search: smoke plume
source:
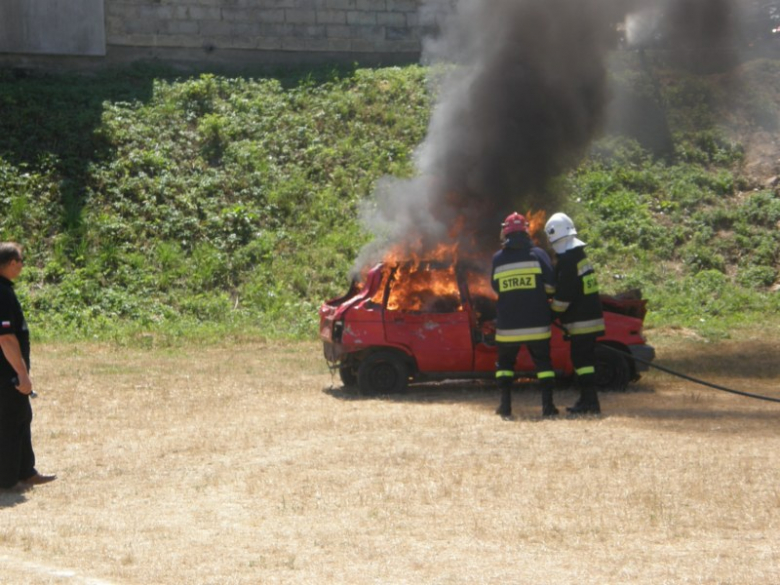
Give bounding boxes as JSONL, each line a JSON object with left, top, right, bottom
{"left": 355, "top": 0, "right": 616, "bottom": 272}
{"left": 354, "top": 0, "right": 745, "bottom": 273}
{"left": 623, "top": 0, "right": 740, "bottom": 70}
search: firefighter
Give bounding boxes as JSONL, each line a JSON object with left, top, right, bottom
{"left": 491, "top": 212, "right": 558, "bottom": 419}
{"left": 544, "top": 212, "right": 605, "bottom": 415}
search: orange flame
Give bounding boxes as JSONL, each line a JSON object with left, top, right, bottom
{"left": 370, "top": 209, "right": 546, "bottom": 312}
{"left": 526, "top": 209, "right": 547, "bottom": 239}
{"left": 386, "top": 262, "right": 462, "bottom": 311}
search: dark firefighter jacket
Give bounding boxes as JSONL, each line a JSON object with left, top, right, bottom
{"left": 491, "top": 234, "right": 555, "bottom": 343}
{"left": 550, "top": 246, "right": 605, "bottom": 336}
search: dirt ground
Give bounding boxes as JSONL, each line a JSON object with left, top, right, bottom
{"left": 1, "top": 332, "right": 779, "bottom": 584}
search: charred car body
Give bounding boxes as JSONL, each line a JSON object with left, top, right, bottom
{"left": 320, "top": 260, "right": 655, "bottom": 395}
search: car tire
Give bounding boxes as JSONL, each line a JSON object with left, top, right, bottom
{"left": 357, "top": 351, "right": 409, "bottom": 395}
{"left": 339, "top": 363, "right": 358, "bottom": 387}
{"left": 594, "top": 345, "right": 630, "bottom": 392}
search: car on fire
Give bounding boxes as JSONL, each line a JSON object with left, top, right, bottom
{"left": 319, "top": 260, "right": 655, "bottom": 395}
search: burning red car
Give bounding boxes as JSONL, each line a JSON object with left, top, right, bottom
{"left": 320, "top": 260, "right": 655, "bottom": 395}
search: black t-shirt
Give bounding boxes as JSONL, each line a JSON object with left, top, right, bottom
{"left": 0, "top": 275, "right": 30, "bottom": 380}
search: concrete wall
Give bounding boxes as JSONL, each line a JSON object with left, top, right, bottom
{"left": 1, "top": 0, "right": 455, "bottom": 69}
{"left": 0, "top": 0, "right": 106, "bottom": 56}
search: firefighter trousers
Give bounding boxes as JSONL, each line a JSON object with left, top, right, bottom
{"left": 570, "top": 333, "right": 599, "bottom": 388}
{"left": 496, "top": 340, "right": 555, "bottom": 389}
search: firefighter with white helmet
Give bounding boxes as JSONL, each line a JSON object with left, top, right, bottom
{"left": 544, "top": 212, "right": 605, "bottom": 414}
{"left": 491, "top": 212, "right": 558, "bottom": 419}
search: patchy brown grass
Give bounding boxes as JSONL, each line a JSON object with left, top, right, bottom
{"left": 1, "top": 333, "right": 779, "bottom": 584}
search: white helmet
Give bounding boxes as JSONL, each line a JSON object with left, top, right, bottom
{"left": 545, "top": 212, "right": 586, "bottom": 254}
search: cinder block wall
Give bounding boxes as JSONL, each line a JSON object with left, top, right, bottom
{"left": 105, "top": 0, "right": 454, "bottom": 60}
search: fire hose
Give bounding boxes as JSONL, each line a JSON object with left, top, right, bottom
{"left": 554, "top": 323, "right": 780, "bottom": 404}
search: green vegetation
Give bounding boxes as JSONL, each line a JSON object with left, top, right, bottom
{"left": 1, "top": 56, "right": 779, "bottom": 343}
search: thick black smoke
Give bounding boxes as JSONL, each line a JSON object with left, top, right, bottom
{"left": 624, "top": 0, "right": 741, "bottom": 71}
{"left": 418, "top": 0, "right": 617, "bottom": 245}
{"left": 355, "top": 0, "right": 616, "bottom": 271}
{"left": 354, "top": 0, "right": 745, "bottom": 273}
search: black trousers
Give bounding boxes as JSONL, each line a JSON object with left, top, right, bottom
{"left": 0, "top": 384, "right": 35, "bottom": 488}
{"left": 570, "top": 333, "right": 599, "bottom": 388}
{"left": 496, "top": 340, "right": 554, "bottom": 389}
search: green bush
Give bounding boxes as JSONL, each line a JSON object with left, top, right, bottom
{"left": 1, "top": 59, "right": 779, "bottom": 342}
{"left": 737, "top": 265, "right": 777, "bottom": 288}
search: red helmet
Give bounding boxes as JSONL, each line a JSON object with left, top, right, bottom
{"left": 501, "top": 212, "right": 528, "bottom": 236}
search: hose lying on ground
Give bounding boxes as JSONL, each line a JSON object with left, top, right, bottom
{"left": 550, "top": 321, "right": 780, "bottom": 404}
{"left": 604, "top": 340, "right": 780, "bottom": 404}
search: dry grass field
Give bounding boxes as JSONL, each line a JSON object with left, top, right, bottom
{"left": 1, "top": 330, "right": 779, "bottom": 584}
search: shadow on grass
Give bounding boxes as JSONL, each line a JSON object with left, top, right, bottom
{"left": 0, "top": 492, "right": 28, "bottom": 508}
{"left": 653, "top": 339, "right": 780, "bottom": 380}
{"left": 0, "top": 64, "right": 159, "bottom": 251}
{"left": 324, "top": 374, "right": 780, "bottom": 429}
{"left": 322, "top": 378, "right": 650, "bottom": 404}
{"left": 324, "top": 379, "right": 498, "bottom": 404}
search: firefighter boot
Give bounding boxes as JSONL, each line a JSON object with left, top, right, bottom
{"left": 567, "top": 385, "right": 601, "bottom": 415}
{"left": 541, "top": 380, "right": 559, "bottom": 417}
{"left": 495, "top": 386, "right": 512, "bottom": 419}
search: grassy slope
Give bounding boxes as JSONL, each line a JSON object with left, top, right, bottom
{"left": 0, "top": 55, "right": 778, "bottom": 343}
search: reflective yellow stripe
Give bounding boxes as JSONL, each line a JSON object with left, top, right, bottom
{"left": 577, "top": 259, "right": 594, "bottom": 276}
{"left": 496, "top": 326, "right": 551, "bottom": 343}
{"left": 496, "top": 370, "right": 514, "bottom": 378}
{"left": 537, "top": 371, "right": 555, "bottom": 379}
{"left": 576, "top": 366, "right": 595, "bottom": 376}
{"left": 496, "top": 331, "right": 552, "bottom": 343}
{"left": 494, "top": 261, "right": 542, "bottom": 276}
{"left": 569, "top": 326, "right": 605, "bottom": 335}
{"left": 545, "top": 284, "right": 556, "bottom": 294}
{"left": 551, "top": 299, "right": 569, "bottom": 312}
{"left": 493, "top": 267, "right": 542, "bottom": 280}
{"left": 567, "top": 319, "right": 605, "bottom": 335}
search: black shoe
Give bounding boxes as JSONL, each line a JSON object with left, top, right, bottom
{"left": 495, "top": 406, "right": 512, "bottom": 417}
{"left": 23, "top": 473, "right": 57, "bottom": 485}
{"left": 541, "top": 386, "right": 558, "bottom": 418}
{"left": 496, "top": 387, "right": 512, "bottom": 418}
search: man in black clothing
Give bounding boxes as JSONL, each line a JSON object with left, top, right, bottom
{"left": 491, "top": 213, "right": 558, "bottom": 419}
{"left": 544, "top": 213, "right": 605, "bottom": 415}
{"left": 0, "top": 242, "right": 56, "bottom": 492}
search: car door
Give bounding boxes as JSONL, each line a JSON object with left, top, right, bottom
{"left": 383, "top": 264, "right": 474, "bottom": 372}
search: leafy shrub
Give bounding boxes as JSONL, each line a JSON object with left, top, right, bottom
{"left": 737, "top": 265, "right": 777, "bottom": 288}
{"left": 1, "top": 60, "right": 779, "bottom": 342}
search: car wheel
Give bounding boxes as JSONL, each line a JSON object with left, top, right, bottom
{"left": 339, "top": 363, "right": 358, "bottom": 387}
{"left": 357, "top": 351, "right": 409, "bottom": 395}
{"left": 594, "top": 345, "right": 630, "bottom": 392}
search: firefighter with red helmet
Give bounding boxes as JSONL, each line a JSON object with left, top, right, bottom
{"left": 544, "top": 212, "right": 605, "bottom": 415}
{"left": 491, "top": 212, "right": 558, "bottom": 419}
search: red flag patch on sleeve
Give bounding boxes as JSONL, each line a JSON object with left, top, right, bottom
{"left": 1, "top": 321, "right": 11, "bottom": 329}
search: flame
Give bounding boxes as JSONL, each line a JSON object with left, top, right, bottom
{"left": 464, "top": 267, "right": 496, "bottom": 299}
{"left": 526, "top": 209, "right": 547, "bottom": 239}
{"left": 372, "top": 241, "right": 464, "bottom": 310}
{"left": 364, "top": 210, "right": 547, "bottom": 312}
{"left": 368, "top": 209, "right": 546, "bottom": 313}
{"left": 386, "top": 262, "right": 462, "bottom": 311}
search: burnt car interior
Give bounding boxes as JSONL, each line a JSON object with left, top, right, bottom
{"left": 383, "top": 262, "right": 464, "bottom": 313}
{"left": 374, "top": 261, "right": 645, "bottom": 347}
